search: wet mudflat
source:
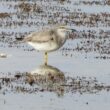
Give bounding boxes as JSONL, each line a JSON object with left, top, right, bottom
{"left": 0, "top": 0, "right": 110, "bottom": 110}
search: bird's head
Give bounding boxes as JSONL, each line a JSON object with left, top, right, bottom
{"left": 56, "top": 25, "right": 77, "bottom": 38}
{"left": 57, "top": 25, "right": 76, "bottom": 32}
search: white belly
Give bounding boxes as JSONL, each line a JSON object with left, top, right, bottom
{"left": 28, "top": 42, "right": 59, "bottom": 52}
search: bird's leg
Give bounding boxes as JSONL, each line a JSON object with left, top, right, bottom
{"left": 44, "top": 52, "right": 48, "bottom": 65}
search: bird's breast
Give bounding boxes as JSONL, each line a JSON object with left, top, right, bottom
{"left": 28, "top": 41, "right": 59, "bottom": 52}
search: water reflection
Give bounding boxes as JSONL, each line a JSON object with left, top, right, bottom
{"left": 31, "top": 64, "right": 64, "bottom": 76}
{"left": 27, "top": 64, "right": 65, "bottom": 97}
{"left": 0, "top": 65, "right": 110, "bottom": 96}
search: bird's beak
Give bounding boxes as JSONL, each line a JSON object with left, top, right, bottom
{"left": 66, "top": 28, "right": 77, "bottom": 39}
{"left": 71, "top": 29, "right": 77, "bottom": 32}
{"left": 66, "top": 27, "right": 77, "bottom": 33}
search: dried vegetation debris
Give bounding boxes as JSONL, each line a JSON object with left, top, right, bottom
{"left": 0, "top": 72, "right": 110, "bottom": 95}
{"left": 18, "top": 2, "right": 43, "bottom": 13}
{"left": 0, "top": 13, "right": 10, "bottom": 18}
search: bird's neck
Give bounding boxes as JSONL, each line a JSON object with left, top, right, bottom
{"left": 56, "top": 29, "right": 67, "bottom": 46}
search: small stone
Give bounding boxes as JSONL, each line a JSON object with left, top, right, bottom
{"left": 0, "top": 53, "right": 7, "bottom": 58}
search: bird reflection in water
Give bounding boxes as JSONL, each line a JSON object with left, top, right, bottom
{"left": 1, "top": 66, "right": 110, "bottom": 96}
{"left": 26, "top": 64, "right": 65, "bottom": 97}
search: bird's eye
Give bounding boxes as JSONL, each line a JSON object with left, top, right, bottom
{"left": 60, "top": 26, "right": 65, "bottom": 29}
{"left": 61, "top": 27, "right": 65, "bottom": 29}
{"left": 51, "top": 37, "right": 54, "bottom": 40}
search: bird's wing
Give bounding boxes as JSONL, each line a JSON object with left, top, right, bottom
{"left": 24, "top": 29, "right": 55, "bottom": 43}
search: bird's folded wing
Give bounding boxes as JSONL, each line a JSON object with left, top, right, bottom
{"left": 24, "top": 30, "right": 54, "bottom": 43}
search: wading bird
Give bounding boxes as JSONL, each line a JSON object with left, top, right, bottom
{"left": 23, "top": 26, "right": 76, "bottom": 65}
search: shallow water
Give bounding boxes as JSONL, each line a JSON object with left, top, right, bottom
{"left": 1, "top": 48, "right": 110, "bottom": 110}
